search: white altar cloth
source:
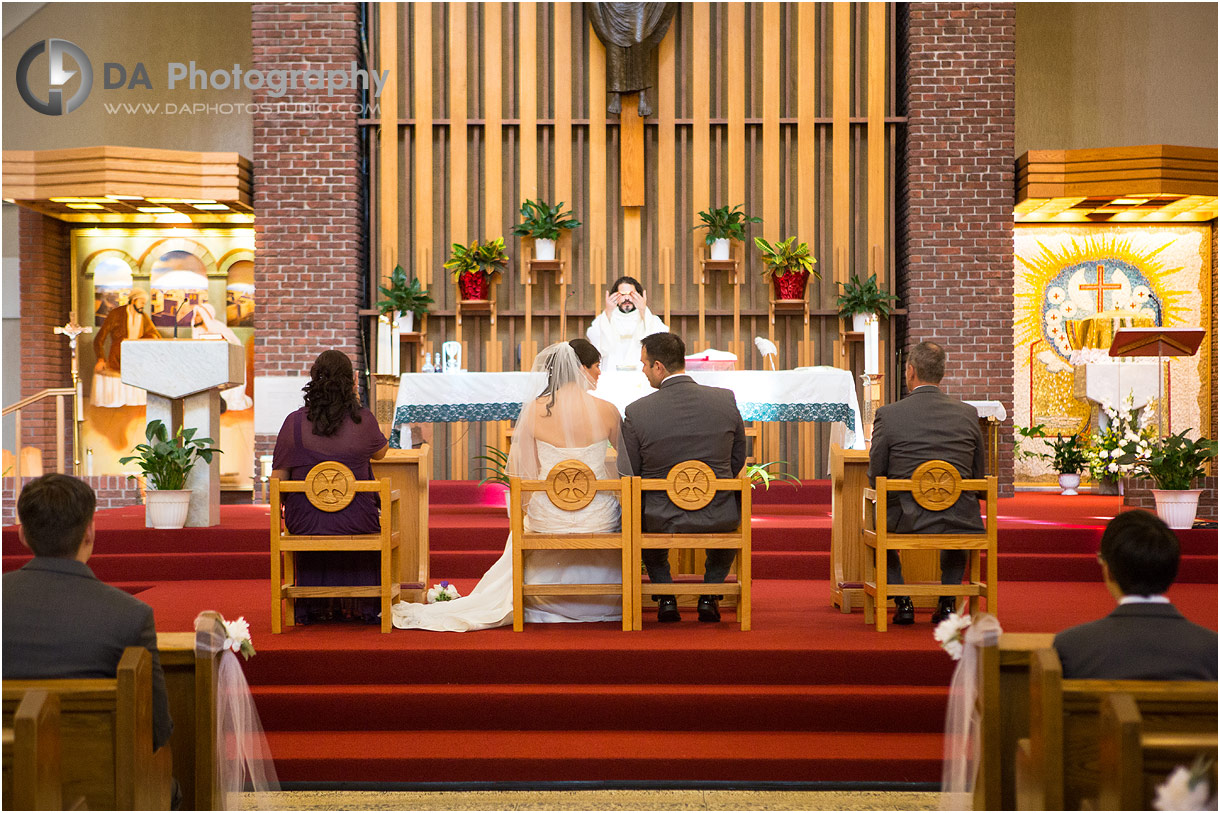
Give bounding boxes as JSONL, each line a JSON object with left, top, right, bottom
{"left": 391, "top": 367, "right": 864, "bottom": 449}
{"left": 1072, "top": 362, "right": 1159, "bottom": 410}
{"left": 965, "top": 400, "right": 1008, "bottom": 422}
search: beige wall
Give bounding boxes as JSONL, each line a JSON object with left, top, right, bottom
{"left": 3, "top": 3, "right": 252, "bottom": 153}
{"left": 1017, "top": 2, "right": 1218, "bottom": 155}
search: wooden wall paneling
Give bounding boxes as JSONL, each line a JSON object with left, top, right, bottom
{"left": 518, "top": 2, "right": 538, "bottom": 368}
{"left": 692, "top": 3, "right": 711, "bottom": 345}
{"left": 554, "top": 3, "right": 574, "bottom": 348}
{"left": 657, "top": 21, "right": 676, "bottom": 324}
{"left": 413, "top": 2, "right": 434, "bottom": 293}
{"left": 622, "top": 96, "right": 643, "bottom": 284}
{"left": 449, "top": 5, "right": 468, "bottom": 255}
{"left": 796, "top": 1, "right": 818, "bottom": 476}
{"left": 587, "top": 21, "right": 608, "bottom": 313}
{"left": 867, "top": 2, "right": 888, "bottom": 404}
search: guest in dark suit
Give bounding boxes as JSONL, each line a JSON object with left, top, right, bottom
{"left": 620, "top": 332, "right": 746, "bottom": 623}
{"left": 1054, "top": 510, "right": 1217, "bottom": 680}
{"left": 868, "top": 341, "right": 985, "bottom": 626}
{"left": 2, "top": 474, "right": 174, "bottom": 750}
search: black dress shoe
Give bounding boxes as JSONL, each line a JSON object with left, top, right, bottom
{"left": 697, "top": 596, "right": 721, "bottom": 623}
{"left": 931, "top": 597, "right": 956, "bottom": 625}
{"left": 892, "top": 596, "right": 915, "bottom": 626}
{"left": 657, "top": 597, "right": 681, "bottom": 623}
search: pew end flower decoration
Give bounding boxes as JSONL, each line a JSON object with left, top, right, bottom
{"left": 427, "top": 581, "right": 461, "bottom": 603}
{"left": 1155, "top": 755, "right": 1216, "bottom": 811}
{"left": 933, "top": 612, "right": 972, "bottom": 661}
{"left": 221, "top": 616, "right": 256, "bottom": 660}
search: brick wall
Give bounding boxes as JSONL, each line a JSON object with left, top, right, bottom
{"left": 2, "top": 475, "right": 142, "bottom": 525}
{"left": 899, "top": 2, "right": 1017, "bottom": 496}
{"left": 17, "top": 209, "right": 72, "bottom": 473}
{"left": 251, "top": 3, "right": 367, "bottom": 461}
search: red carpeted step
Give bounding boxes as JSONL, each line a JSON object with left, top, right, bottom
{"left": 753, "top": 550, "right": 829, "bottom": 580}
{"left": 262, "top": 729, "right": 944, "bottom": 783}
{"left": 3, "top": 551, "right": 269, "bottom": 581}
{"left": 428, "top": 550, "right": 509, "bottom": 579}
{"left": 250, "top": 683, "right": 948, "bottom": 733}
{"left": 751, "top": 482, "right": 830, "bottom": 504}
{"left": 997, "top": 552, "right": 1218, "bottom": 583}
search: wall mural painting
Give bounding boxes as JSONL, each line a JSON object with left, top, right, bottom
{"left": 89, "top": 253, "right": 137, "bottom": 324}
{"left": 150, "top": 249, "right": 209, "bottom": 327}
{"left": 1013, "top": 224, "right": 1212, "bottom": 481}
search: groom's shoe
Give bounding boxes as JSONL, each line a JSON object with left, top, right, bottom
{"left": 697, "top": 596, "right": 721, "bottom": 623}
{"left": 931, "top": 597, "right": 956, "bottom": 625}
{"left": 892, "top": 596, "right": 915, "bottom": 626}
{"left": 656, "top": 597, "right": 681, "bottom": 623}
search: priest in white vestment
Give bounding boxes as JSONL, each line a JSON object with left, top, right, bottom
{"left": 586, "top": 275, "right": 668, "bottom": 370}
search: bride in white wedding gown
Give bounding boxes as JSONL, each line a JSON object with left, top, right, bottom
{"left": 391, "top": 340, "right": 630, "bottom": 631}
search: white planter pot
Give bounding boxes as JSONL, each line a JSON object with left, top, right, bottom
{"left": 146, "top": 489, "right": 192, "bottom": 529}
{"left": 1151, "top": 488, "right": 1204, "bottom": 529}
{"left": 1057, "top": 473, "right": 1081, "bottom": 496}
{"left": 710, "top": 238, "right": 731, "bottom": 261}
{"left": 534, "top": 238, "right": 556, "bottom": 261}
{"left": 397, "top": 310, "right": 414, "bottom": 334}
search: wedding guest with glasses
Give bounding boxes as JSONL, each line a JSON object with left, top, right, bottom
{"left": 273, "top": 349, "right": 389, "bottom": 624}
{"left": 1054, "top": 509, "right": 1216, "bottom": 680}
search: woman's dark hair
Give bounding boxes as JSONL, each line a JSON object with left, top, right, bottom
{"left": 303, "top": 350, "right": 362, "bottom": 437}
{"left": 569, "top": 338, "right": 600, "bottom": 369}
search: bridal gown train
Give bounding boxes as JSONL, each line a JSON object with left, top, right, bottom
{"left": 390, "top": 440, "right": 623, "bottom": 631}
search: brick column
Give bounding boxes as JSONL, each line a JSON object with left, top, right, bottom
{"left": 17, "top": 209, "right": 72, "bottom": 474}
{"left": 899, "top": 3, "right": 1017, "bottom": 496}
{"left": 251, "top": 3, "right": 367, "bottom": 460}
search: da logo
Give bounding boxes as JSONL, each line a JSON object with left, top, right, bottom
{"left": 17, "top": 39, "right": 93, "bottom": 116}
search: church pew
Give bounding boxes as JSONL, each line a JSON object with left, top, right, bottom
{"left": 974, "top": 632, "right": 1054, "bottom": 810}
{"left": 2, "top": 646, "right": 174, "bottom": 810}
{"left": 1096, "top": 691, "right": 1219, "bottom": 810}
{"left": 158, "top": 613, "right": 225, "bottom": 810}
{"left": 1013, "top": 647, "right": 1217, "bottom": 810}
{"left": 2, "top": 690, "right": 68, "bottom": 810}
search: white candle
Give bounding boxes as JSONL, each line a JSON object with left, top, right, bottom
{"left": 863, "top": 313, "right": 880, "bottom": 376}
{"left": 376, "top": 314, "right": 392, "bottom": 375}
{"left": 260, "top": 455, "right": 273, "bottom": 478}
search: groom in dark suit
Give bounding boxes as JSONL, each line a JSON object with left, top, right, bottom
{"left": 3, "top": 474, "right": 174, "bottom": 752}
{"left": 620, "top": 332, "right": 746, "bottom": 623}
{"left": 868, "top": 341, "right": 985, "bottom": 626}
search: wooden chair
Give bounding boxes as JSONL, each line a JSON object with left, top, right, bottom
{"left": 2, "top": 647, "right": 173, "bottom": 810}
{"left": 271, "top": 461, "right": 402, "bottom": 633}
{"left": 862, "top": 460, "right": 997, "bottom": 631}
{"left": 1014, "top": 647, "right": 1218, "bottom": 810}
{"left": 1096, "top": 691, "right": 1219, "bottom": 810}
{"left": 509, "top": 461, "right": 634, "bottom": 632}
{"left": 631, "top": 461, "right": 752, "bottom": 631}
{"left": 2, "top": 690, "right": 70, "bottom": 810}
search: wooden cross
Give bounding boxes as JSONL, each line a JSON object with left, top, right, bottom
{"left": 1077, "top": 263, "right": 1123, "bottom": 313}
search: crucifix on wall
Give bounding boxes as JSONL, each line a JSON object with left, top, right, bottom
{"left": 589, "top": 2, "right": 677, "bottom": 208}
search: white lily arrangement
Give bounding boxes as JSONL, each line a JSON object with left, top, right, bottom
{"left": 1086, "top": 392, "right": 1154, "bottom": 480}
{"left": 221, "top": 616, "right": 256, "bottom": 661}
{"left": 1155, "top": 756, "right": 1216, "bottom": 810}
{"left": 426, "top": 581, "right": 461, "bottom": 603}
{"left": 933, "top": 612, "right": 973, "bottom": 661}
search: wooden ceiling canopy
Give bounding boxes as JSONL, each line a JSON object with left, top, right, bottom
{"left": 1015, "top": 144, "right": 1217, "bottom": 223}
{"left": 2, "top": 145, "right": 253, "bottom": 223}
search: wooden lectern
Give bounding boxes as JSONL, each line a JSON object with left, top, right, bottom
{"left": 1110, "top": 327, "right": 1206, "bottom": 436}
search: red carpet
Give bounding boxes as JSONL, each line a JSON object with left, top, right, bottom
{"left": 3, "top": 484, "right": 1216, "bottom": 784}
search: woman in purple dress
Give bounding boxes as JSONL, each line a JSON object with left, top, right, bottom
{"left": 272, "top": 350, "right": 388, "bottom": 624}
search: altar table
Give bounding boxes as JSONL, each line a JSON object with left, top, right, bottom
{"left": 390, "top": 368, "right": 864, "bottom": 451}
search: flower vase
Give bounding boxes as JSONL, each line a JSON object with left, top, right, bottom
{"left": 1097, "top": 476, "right": 1123, "bottom": 496}
{"left": 772, "top": 270, "right": 810, "bottom": 300}
{"left": 1151, "top": 488, "right": 1204, "bottom": 529}
{"left": 710, "top": 238, "right": 731, "bottom": 261}
{"left": 458, "top": 271, "right": 489, "bottom": 300}
{"left": 1057, "top": 473, "right": 1081, "bottom": 496}
{"left": 534, "top": 238, "right": 556, "bottom": 261}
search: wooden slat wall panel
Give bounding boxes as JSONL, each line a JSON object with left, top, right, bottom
{"left": 377, "top": 2, "right": 900, "bottom": 478}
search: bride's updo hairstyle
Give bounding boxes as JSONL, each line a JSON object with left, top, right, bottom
{"left": 535, "top": 342, "right": 588, "bottom": 417}
{"left": 568, "top": 337, "right": 600, "bottom": 370}
{"left": 303, "top": 349, "right": 363, "bottom": 436}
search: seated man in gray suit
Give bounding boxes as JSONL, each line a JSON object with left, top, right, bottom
{"left": 620, "top": 332, "right": 746, "bottom": 623}
{"left": 868, "top": 341, "right": 985, "bottom": 626}
{"left": 3, "top": 473, "right": 174, "bottom": 752}
{"left": 1054, "top": 509, "right": 1217, "bottom": 680}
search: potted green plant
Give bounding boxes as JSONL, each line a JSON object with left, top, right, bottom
{"left": 444, "top": 237, "right": 509, "bottom": 301}
{"left": 512, "top": 199, "right": 581, "bottom": 260}
{"left": 836, "top": 274, "right": 899, "bottom": 332}
{"left": 376, "top": 264, "right": 434, "bottom": 333}
{"left": 745, "top": 461, "right": 801, "bottom": 491}
{"left": 1117, "top": 430, "right": 1218, "bottom": 528}
{"left": 694, "top": 204, "right": 762, "bottom": 261}
{"left": 1047, "top": 434, "right": 1089, "bottom": 495}
{"left": 753, "top": 236, "right": 819, "bottom": 300}
{"left": 119, "top": 419, "right": 221, "bottom": 529}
